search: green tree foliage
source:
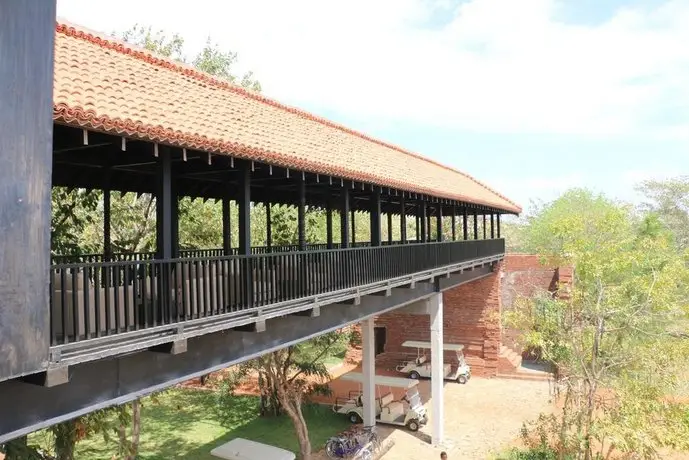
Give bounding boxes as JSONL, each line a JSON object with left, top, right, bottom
{"left": 507, "top": 189, "right": 689, "bottom": 459}
{"left": 193, "top": 38, "right": 262, "bottom": 92}
{"left": 226, "top": 331, "right": 354, "bottom": 460}
{"left": 51, "top": 188, "right": 100, "bottom": 255}
{"left": 636, "top": 176, "right": 689, "bottom": 250}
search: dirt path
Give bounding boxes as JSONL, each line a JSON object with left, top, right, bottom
{"left": 312, "top": 377, "right": 555, "bottom": 460}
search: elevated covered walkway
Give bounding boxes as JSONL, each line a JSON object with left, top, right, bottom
{"left": 0, "top": 6, "right": 520, "bottom": 445}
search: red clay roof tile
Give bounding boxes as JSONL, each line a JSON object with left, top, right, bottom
{"left": 53, "top": 21, "right": 521, "bottom": 213}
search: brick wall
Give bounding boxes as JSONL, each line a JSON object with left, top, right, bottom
{"left": 347, "top": 256, "right": 573, "bottom": 379}
{"left": 501, "top": 254, "right": 558, "bottom": 352}
{"left": 373, "top": 263, "right": 502, "bottom": 377}
{"left": 501, "top": 254, "right": 574, "bottom": 353}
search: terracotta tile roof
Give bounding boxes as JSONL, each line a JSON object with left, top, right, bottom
{"left": 53, "top": 21, "right": 521, "bottom": 213}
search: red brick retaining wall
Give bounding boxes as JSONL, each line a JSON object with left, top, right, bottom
{"left": 374, "top": 263, "right": 502, "bottom": 377}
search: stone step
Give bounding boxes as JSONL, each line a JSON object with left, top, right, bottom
{"left": 496, "top": 370, "right": 551, "bottom": 382}
{"left": 498, "top": 348, "right": 522, "bottom": 369}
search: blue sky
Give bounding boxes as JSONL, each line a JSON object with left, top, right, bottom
{"left": 56, "top": 0, "right": 689, "bottom": 213}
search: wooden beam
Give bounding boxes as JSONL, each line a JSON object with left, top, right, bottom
{"left": 0, "top": 0, "right": 56, "bottom": 381}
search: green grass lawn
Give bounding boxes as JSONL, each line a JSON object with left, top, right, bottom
{"left": 73, "top": 389, "right": 349, "bottom": 459}
{"left": 322, "top": 347, "right": 347, "bottom": 368}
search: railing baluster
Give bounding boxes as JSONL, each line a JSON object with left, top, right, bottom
{"left": 196, "top": 260, "right": 203, "bottom": 318}
{"left": 71, "top": 269, "right": 79, "bottom": 342}
{"left": 83, "top": 267, "right": 90, "bottom": 340}
{"left": 141, "top": 263, "right": 148, "bottom": 329}
{"left": 153, "top": 263, "right": 160, "bottom": 327}
{"left": 93, "top": 266, "right": 101, "bottom": 338}
{"left": 209, "top": 259, "right": 216, "bottom": 315}
{"left": 123, "top": 265, "right": 131, "bottom": 331}
{"left": 114, "top": 265, "right": 121, "bottom": 332}
{"left": 59, "top": 269, "right": 68, "bottom": 344}
{"left": 132, "top": 263, "right": 139, "bottom": 330}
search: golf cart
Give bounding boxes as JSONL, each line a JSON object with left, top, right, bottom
{"left": 396, "top": 340, "right": 471, "bottom": 384}
{"left": 332, "top": 371, "right": 428, "bottom": 431}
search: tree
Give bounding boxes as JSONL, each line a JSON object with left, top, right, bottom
{"left": 217, "top": 332, "right": 352, "bottom": 460}
{"left": 636, "top": 176, "right": 689, "bottom": 251}
{"left": 507, "top": 189, "right": 689, "bottom": 459}
{"left": 51, "top": 188, "right": 100, "bottom": 255}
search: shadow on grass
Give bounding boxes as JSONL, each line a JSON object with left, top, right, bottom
{"left": 75, "top": 389, "right": 350, "bottom": 460}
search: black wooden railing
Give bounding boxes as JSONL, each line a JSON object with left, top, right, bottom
{"left": 49, "top": 240, "right": 418, "bottom": 265}
{"left": 49, "top": 239, "right": 504, "bottom": 345}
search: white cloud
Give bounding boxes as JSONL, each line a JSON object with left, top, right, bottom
{"left": 56, "top": 0, "right": 689, "bottom": 138}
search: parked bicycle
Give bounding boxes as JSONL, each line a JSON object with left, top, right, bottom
{"left": 325, "top": 426, "right": 378, "bottom": 459}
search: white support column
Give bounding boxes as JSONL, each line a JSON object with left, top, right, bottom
{"left": 361, "top": 318, "right": 377, "bottom": 427}
{"left": 429, "top": 293, "right": 445, "bottom": 446}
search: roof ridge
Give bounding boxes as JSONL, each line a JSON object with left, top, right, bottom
{"left": 55, "top": 21, "right": 520, "bottom": 212}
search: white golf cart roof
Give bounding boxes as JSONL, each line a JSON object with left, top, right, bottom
{"left": 401, "top": 340, "right": 465, "bottom": 351}
{"left": 339, "top": 371, "right": 419, "bottom": 389}
{"left": 210, "top": 438, "right": 295, "bottom": 460}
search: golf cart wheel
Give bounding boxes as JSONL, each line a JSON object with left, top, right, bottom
{"left": 409, "top": 371, "right": 420, "bottom": 380}
{"left": 348, "top": 412, "right": 363, "bottom": 424}
{"left": 457, "top": 375, "right": 468, "bottom": 384}
{"left": 406, "top": 419, "right": 420, "bottom": 432}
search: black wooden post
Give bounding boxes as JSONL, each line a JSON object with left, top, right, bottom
{"left": 340, "top": 190, "right": 350, "bottom": 249}
{"left": 222, "top": 197, "right": 232, "bottom": 255}
{"left": 237, "top": 161, "right": 252, "bottom": 306}
{"left": 473, "top": 210, "right": 478, "bottom": 240}
{"left": 351, "top": 209, "right": 356, "bottom": 245}
{"left": 415, "top": 214, "right": 420, "bottom": 242}
{"left": 238, "top": 162, "right": 251, "bottom": 255}
{"left": 266, "top": 202, "right": 272, "bottom": 252}
{"left": 400, "top": 195, "right": 407, "bottom": 244}
{"left": 490, "top": 213, "right": 495, "bottom": 239}
{"left": 463, "top": 207, "right": 468, "bottom": 240}
{"left": 370, "top": 189, "right": 381, "bottom": 246}
{"left": 451, "top": 205, "right": 456, "bottom": 241}
{"left": 156, "top": 146, "right": 173, "bottom": 260}
{"left": 297, "top": 175, "right": 306, "bottom": 251}
{"left": 171, "top": 178, "right": 179, "bottom": 259}
{"left": 0, "top": 0, "right": 56, "bottom": 381}
{"left": 436, "top": 205, "right": 443, "bottom": 242}
{"left": 483, "top": 214, "right": 487, "bottom": 239}
{"left": 420, "top": 201, "right": 427, "bottom": 242}
{"left": 426, "top": 211, "right": 432, "bottom": 242}
{"left": 103, "top": 166, "right": 112, "bottom": 260}
{"left": 155, "top": 146, "right": 173, "bottom": 323}
{"left": 326, "top": 199, "right": 333, "bottom": 249}
{"left": 387, "top": 211, "right": 393, "bottom": 244}
{"left": 497, "top": 213, "right": 501, "bottom": 238}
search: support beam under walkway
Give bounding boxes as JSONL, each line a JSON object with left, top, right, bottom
{"left": 0, "top": 281, "right": 442, "bottom": 443}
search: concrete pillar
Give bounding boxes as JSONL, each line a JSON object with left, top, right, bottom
{"left": 361, "top": 318, "right": 376, "bottom": 427}
{"left": 429, "top": 293, "right": 444, "bottom": 446}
